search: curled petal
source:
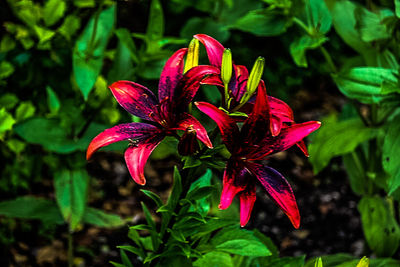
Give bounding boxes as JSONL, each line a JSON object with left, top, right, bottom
{"left": 219, "top": 160, "right": 249, "bottom": 210}
{"left": 86, "top": 123, "right": 161, "bottom": 160}
{"left": 296, "top": 140, "right": 309, "bottom": 157}
{"left": 239, "top": 183, "right": 257, "bottom": 227}
{"left": 177, "top": 65, "right": 220, "bottom": 109}
{"left": 195, "top": 102, "right": 239, "bottom": 152}
{"left": 176, "top": 112, "right": 213, "bottom": 148}
{"left": 270, "top": 116, "right": 282, "bottom": 137}
{"left": 158, "top": 48, "right": 188, "bottom": 104}
{"left": 247, "top": 162, "right": 300, "bottom": 229}
{"left": 124, "top": 134, "right": 164, "bottom": 185}
{"left": 194, "top": 34, "right": 225, "bottom": 68}
{"left": 109, "top": 81, "right": 159, "bottom": 121}
{"left": 233, "top": 65, "right": 249, "bottom": 102}
{"left": 269, "top": 96, "right": 294, "bottom": 123}
{"left": 200, "top": 74, "right": 223, "bottom": 87}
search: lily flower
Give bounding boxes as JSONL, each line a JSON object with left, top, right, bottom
{"left": 194, "top": 34, "right": 310, "bottom": 156}
{"left": 87, "top": 48, "right": 219, "bottom": 185}
{"left": 195, "top": 83, "right": 321, "bottom": 227}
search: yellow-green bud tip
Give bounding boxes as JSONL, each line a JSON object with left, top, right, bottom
{"left": 246, "top": 56, "right": 265, "bottom": 96}
{"left": 184, "top": 38, "right": 200, "bottom": 73}
{"left": 221, "top": 48, "right": 233, "bottom": 86}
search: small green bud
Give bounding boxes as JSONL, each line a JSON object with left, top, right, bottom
{"left": 221, "top": 48, "right": 232, "bottom": 86}
{"left": 246, "top": 56, "right": 265, "bottom": 96}
{"left": 184, "top": 38, "right": 199, "bottom": 73}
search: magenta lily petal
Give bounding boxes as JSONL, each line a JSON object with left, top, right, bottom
{"left": 109, "top": 81, "right": 159, "bottom": 121}
{"left": 239, "top": 184, "right": 257, "bottom": 227}
{"left": 194, "top": 34, "right": 225, "bottom": 68}
{"left": 124, "top": 134, "right": 164, "bottom": 185}
{"left": 176, "top": 112, "right": 213, "bottom": 148}
{"left": 269, "top": 96, "right": 294, "bottom": 123}
{"left": 219, "top": 161, "right": 248, "bottom": 210}
{"left": 158, "top": 48, "right": 188, "bottom": 104}
{"left": 195, "top": 101, "right": 239, "bottom": 152}
{"left": 296, "top": 140, "right": 309, "bottom": 157}
{"left": 200, "top": 74, "right": 224, "bottom": 87}
{"left": 247, "top": 162, "right": 300, "bottom": 229}
{"left": 86, "top": 123, "right": 162, "bottom": 160}
{"left": 177, "top": 65, "right": 220, "bottom": 109}
{"left": 270, "top": 116, "right": 282, "bottom": 137}
{"left": 233, "top": 65, "right": 249, "bottom": 101}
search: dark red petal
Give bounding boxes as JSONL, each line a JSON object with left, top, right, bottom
{"left": 194, "top": 34, "right": 225, "bottom": 68}
{"left": 247, "top": 162, "right": 300, "bottom": 229}
{"left": 176, "top": 112, "right": 213, "bottom": 148}
{"left": 296, "top": 140, "right": 309, "bottom": 157}
{"left": 109, "top": 81, "right": 159, "bottom": 121}
{"left": 124, "top": 134, "right": 164, "bottom": 185}
{"left": 158, "top": 48, "right": 188, "bottom": 104}
{"left": 195, "top": 102, "right": 239, "bottom": 152}
{"left": 219, "top": 160, "right": 249, "bottom": 210}
{"left": 200, "top": 73, "right": 224, "bottom": 87}
{"left": 86, "top": 123, "right": 161, "bottom": 160}
{"left": 257, "top": 121, "right": 321, "bottom": 156}
{"left": 239, "top": 183, "right": 257, "bottom": 227}
{"left": 233, "top": 65, "right": 249, "bottom": 102}
{"left": 270, "top": 116, "right": 282, "bottom": 137}
{"left": 241, "top": 80, "right": 271, "bottom": 145}
{"left": 177, "top": 65, "right": 220, "bottom": 109}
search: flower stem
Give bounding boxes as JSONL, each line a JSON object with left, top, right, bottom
{"left": 68, "top": 230, "right": 74, "bottom": 267}
{"left": 320, "top": 46, "right": 338, "bottom": 74}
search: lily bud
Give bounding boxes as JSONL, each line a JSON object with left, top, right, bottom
{"left": 246, "top": 56, "right": 265, "bottom": 97}
{"left": 178, "top": 126, "right": 200, "bottom": 156}
{"left": 184, "top": 38, "right": 199, "bottom": 73}
{"left": 221, "top": 48, "right": 232, "bottom": 86}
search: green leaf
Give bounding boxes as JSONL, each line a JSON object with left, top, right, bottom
{"left": 356, "top": 256, "right": 369, "bottom": 267}
{"left": 357, "top": 7, "right": 392, "bottom": 42}
{"left": 6, "top": 139, "right": 26, "bottom": 154}
{"left": 82, "top": 207, "right": 124, "bottom": 228}
{"left": 216, "top": 239, "right": 271, "bottom": 257}
{"left": 333, "top": 67, "right": 398, "bottom": 104}
{"left": 120, "top": 250, "right": 133, "bottom": 267}
{"left": 232, "top": 9, "right": 287, "bottom": 36}
{"left": 182, "top": 156, "right": 202, "bottom": 169}
{"left": 0, "top": 196, "right": 63, "bottom": 224}
{"left": 306, "top": 0, "right": 332, "bottom": 34}
{"left": 396, "top": 0, "right": 400, "bottom": 18}
{"left": 315, "top": 257, "right": 323, "bottom": 267}
{"left": 118, "top": 245, "right": 144, "bottom": 258}
{"left": 194, "top": 251, "right": 233, "bottom": 267}
{"left": 290, "top": 35, "right": 327, "bottom": 67}
{"left": 141, "top": 189, "right": 163, "bottom": 208}
{"left": 180, "top": 17, "right": 230, "bottom": 43}
{"left": 43, "top": 0, "right": 66, "bottom": 27}
{"left": 358, "top": 196, "right": 400, "bottom": 257}
{"left": 146, "top": 0, "right": 164, "bottom": 48}
{"left": 309, "top": 115, "right": 378, "bottom": 173}
{"left": 58, "top": 15, "right": 81, "bottom": 41}
{"left": 73, "top": 5, "right": 115, "bottom": 100}
{"left": 33, "top": 25, "right": 56, "bottom": 45}
{"left": 141, "top": 202, "right": 159, "bottom": 250}
{"left": 107, "top": 33, "right": 135, "bottom": 83}
{"left": 342, "top": 152, "right": 367, "bottom": 195}
{"left": 0, "top": 108, "right": 16, "bottom": 139}
{"left": 167, "top": 166, "right": 183, "bottom": 210}
{"left": 54, "top": 169, "right": 89, "bottom": 230}
{"left": 73, "top": 0, "right": 95, "bottom": 8}
{"left": 0, "top": 94, "right": 18, "bottom": 110}
{"left": 265, "top": 256, "right": 305, "bottom": 267}
{"left": 304, "top": 254, "right": 355, "bottom": 267}
{"left": 46, "top": 86, "right": 61, "bottom": 114}
{"left": 383, "top": 115, "right": 400, "bottom": 194}
{"left": 7, "top": 0, "right": 41, "bottom": 26}
{"left": 0, "top": 61, "right": 15, "bottom": 80}
{"left": 15, "top": 101, "right": 35, "bottom": 121}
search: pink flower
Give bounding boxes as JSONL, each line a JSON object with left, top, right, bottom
{"left": 195, "top": 83, "right": 321, "bottom": 228}
{"left": 87, "top": 48, "right": 219, "bottom": 185}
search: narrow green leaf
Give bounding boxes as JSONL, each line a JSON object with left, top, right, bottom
{"left": 43, "top": 0, "right": 66, "bottom": 26}
{"left": 140, "top": 189, "right": 163, "bottom": 208}
{"left": 82, "top": 207, "right": 124, "bottom": 228}
{"left": 315, "top": 257, "right": 323, "bottom": 267}
{"left": 120, "top": 250, "right": 133, "bottom": 267}
{"left": 118, "top": 245, "right": 144, "bottom": 258}
{"left": 0, "top": 108, "right": 15, "bottom": 139}
{"left": 73, "top": 5, "right": 115, "bottom": 100}
{"left": 396, "top": 0, "right": 400, "bottom": 18}
{"left": 46, "top": 86, "right": 61, "bottom": 114}
{"left": 146, "top": 0, "right": 164, "bottom": 41}
{"left": 141, "top": 202, "right": 159, "bottom": 250}
{"left": 383, "top": 115, "right": 400, "bottom": 194}
{"left": 358, "top": 196, "right": 400, "bottom": 257}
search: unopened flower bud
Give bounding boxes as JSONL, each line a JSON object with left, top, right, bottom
{"left": 221, "top": 48, "right": 232, "bottom": 86}
{"left": 178, "top": 126, "right": 200, "bottom": 156}
{"left": 184, "top": 38, "right": 199, "bottom": 73}
{"left": 246, "top": 56, "right": 265, "bottom": 97}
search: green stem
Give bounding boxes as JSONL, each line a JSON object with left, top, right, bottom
{"left": 320, "top": 46, "right": 338, "bottom": 74}
{"left": 292, "top": 17, "right": 312, "bottom": 35}
{"left": 68, "top": 230, "right": 73, "bottom": 267}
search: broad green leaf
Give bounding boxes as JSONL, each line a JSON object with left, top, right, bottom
{"left": 383, "top": 115, "right": 400, "bottom": 194}
{"left": 342, "top": 152, "right": 367, "bottom": 195}
{"left": 73, "top": 5, "right": 115, "bottom": 100}
{"left": 58, "top": 15, "right": 81, "bottom": 41}
{"left": 46, "top": 86, "right": 61, "bottom": 113}
{"left": 146, "top": 0, "right": 164, "bottom": 52}
{"left": 107, "top": 35, "right": 134, "bottom": 83}
{"left": 6, "top": 139, "right": 26, "bottom": 154}
{"left": 306, "top": 0, "right": 332, "bottom": 34}
{"left": 43, "top": 0, "right": 66, "bottom": 26}
{"left": 0, "top": 108, "right": 16, "bottom": 139}
{"left": 0, "top": 196, "right": 63, "bottom": 224}
{"left": 0, "top": 61, "right": 15, "bottom": 80}
{"left": 82, "top": 207, "right": 124, "bottom": 228}
{"left": 309, "top": 115, "right": 378, "bottom": 173}
{"left": 15, "top": 101, "right": 35, "bottom": 121}
{"left": 357, "top": 8, "right": 392, "bottom": 42}
{"left": 211, "top": 226, "right": 261, "bottom": 246}
{"left": 253, "top": 229, "right": 279, "bottom": 257}
{"left": 358, "top": 196, "right": 400, "bottom": 257}
{"left": 115, "top": 28, "right": 138, "bottom": 63}
{"left": 265, "top": 256, "right": 305, "bottom": 267}
{"left": 180, "top": 17, "right": 230, "bottom": 43}
{"left": 216, "top": 239, "right": 271, "bottom": 257}
{"left": 0, "top": 94, "right": 18, "bottom": 110}
{"left": 396, "top": 0, "right": 400, "bottom": 18}
{"left": 315, "top": 257, "right": 323, "bottom": 267}
{"left": 232, "top": 9, "right": 287, "bottom": 36}
{"left": 290, "top": 35, "right": 327, "bottom": 67}
{"left": 333, "top": 67, "right": 398, "bottom": 104}
{"left": 0, "top": 34, "right": 16, "bottom": 53}
{"left": 33, "top": 25, "right": 56, "bottom": 45}
{"left": 54, "top": 169, "right": 89, "bottom": 230}
{"left": 182, "top": 156, "right": 202, "bottom": 169}
{"left": 7, "top": 0, "right": 41, "bottom": 26}
{"left": 194, "top": 251, "right": 233, "bottom": 267}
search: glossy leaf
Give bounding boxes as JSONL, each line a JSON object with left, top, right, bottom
{"left": 73, "top": 5, "right": 115, "bottom": 100}
{"left": 306, "top": 0, "right": 332, "bottom": 34}
{"left": 358, "top": 196, "right": 400, "bottom": 257}
{"left": 193, "top": 251, "right": 233, "bottom": 267}
{"left": 383, "top": 115, "right": 400, "bottom": 194}
{"left": 216, "top": 239, "right": 271, "bottom": 257}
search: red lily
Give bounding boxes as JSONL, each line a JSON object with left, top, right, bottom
{"left": 195, "top": 82, "right": 321, "bottom": 228}
{"left": 194, "top": 34, "right": 310, "bottom": 156}
{"left": 87, "top": 48, "right": 219, "bottom": 185}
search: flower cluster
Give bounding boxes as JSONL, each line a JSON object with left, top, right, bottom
{"left": 87, "top": 34, "right": 320, "bottom": 228}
